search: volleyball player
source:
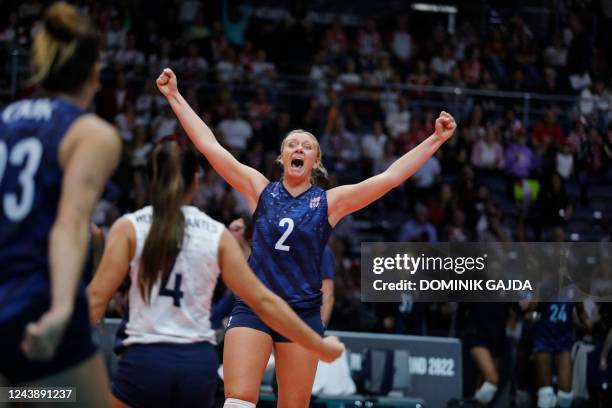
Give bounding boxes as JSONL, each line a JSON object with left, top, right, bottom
{"left": 0, "top": 2, "right": 120, "bottom": 405}
{"left": 156, "top": 67, "right": 456, "bottom": 407}
{"left": 87, "top": 141, "right": 345, "bottom": 408}
{"left": 530, "top": 302, "right": 579, "bottom": 408}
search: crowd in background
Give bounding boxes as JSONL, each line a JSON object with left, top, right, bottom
{"left": 1, "top": 0, "right": 612, "bottom": 403}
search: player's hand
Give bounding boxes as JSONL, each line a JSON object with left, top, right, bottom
{"left": 318, "top": 335, "right": 345, "bottom": 362}
{"left": 21, "top": 304, "right": 73, "bottom": 361}
{"left": 156, "top": 68, "right": 178, "bottom": 98}
{"left": 434, "top": 111, "right": 456, "bottom": 143}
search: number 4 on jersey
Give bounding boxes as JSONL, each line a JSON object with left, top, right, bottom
{"left": 159, "top": 273, "right": 184, "bottom": 307}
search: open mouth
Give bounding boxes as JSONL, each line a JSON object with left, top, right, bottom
{"left": 290, "top": 158, "right": 304, "bottom": 169}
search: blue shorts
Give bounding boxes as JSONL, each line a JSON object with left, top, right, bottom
{"left": 112, "top": 341, "right": 218, "bottom": 408}
{"left": 227, "top": 301, "right": 324, "bottom": 342}
{"left": 533, "top": 330, "right": 575, "bottom": 354}
{"left": 0, "top": 293, "right": 96, "bottom": 384}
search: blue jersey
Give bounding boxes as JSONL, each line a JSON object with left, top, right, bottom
{"left": 0, "top": 98, "right": 86, "bottom": 323}
{"left": 247, "top": 181, "right": 332, "bottom": 309}
{"left": 533, "top": 302, "right": 575, "bottom": 353}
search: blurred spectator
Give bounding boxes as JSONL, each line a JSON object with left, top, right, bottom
{"left": 322, "top": 117, "right": 360, "bottom": 181}
{"left": 222, "top": 0, "right": 252, "bottom": 48}
{"left": 324, "top": 16, "right": 348, "bottom": 56}
{"left": 247, "top": 88, "right": 274, "bottom": 132}
{"left": 477, "top": 203, "right": 511, "bottom": 241}
{"left": 106, "top": 17, "right": 127, "bottom": 51}
{"left": 98, "top": 71, "right": 133, "bottom": 120}
{"left": 361, "top": 121, "right": 388, "bottom": 173}
{"left": 356, "top": 18, "right": 382, "bottom": 65}
{"left": 390, "top": 16, "right": 413, "bottom": 66}
{"left": 385, "top": 96, "right": 411, "bottom": 139}
{"left": 544, "top": 33, "right": 568, "bottom": 68}
{"left": 398, "top": 203, "right": 438, "bottom": 242}
{"left": 249, "top": 49, "right": 276, "bottom": 87}
{"left": 504, "top": 130, "right": 534, "bottom": 179}
{"left": 178, "top": 0, "right": 201, "bottom": 25}
{"left": 216, "top": 48, "right": 243, "bottom": 83}
{"left": 430, "top": 46, "right": 456, "bottom": 83}
{"left": 217, "top": 103, "right": 253, "bottom": 153}
{"left": 460, "top": 47, "right": 483, "bottom": 87}
{"left": 529, "top": 173, "right": 573, "bottom": 239}
{"left": 532, "top": 107, "right": 566, "bottom": 148}
{"left": 373, "top": 139, "right": 399, "bottom": 175}
{"left": 407, "top": 60, "right": 431, "bottom": 98}
{"left": 114, "top": 33, "right": 145, "bottom": 73}
{"left": 151, "top": 107, "right": 178, "bottom": 143}
{"left": 556, "top": 142, "right": 575, "bottom": 180}
{"left": 180, "top": 43, "right": 209, "bottom": 82}
{"left": 428, "top": 183, "right": 454, "bottom": 229}
{"left": 210, "top": 20, "right": 230, "bottom": 61}
{"left": 114, "top": 103, "right": 139, "bottom": 143}
{"left": 445, "top": 209, "right": 471, "bottom": 242}
{"left": 336, "top": 59, "right": 362, "bottom": 91}
{"left": 410, "top": 153, "right": 441, "bottom": 197}
{"left": 183, "top": 13, "right": 210, "bottom": 42}
{"left": 471, "top": 126, "right": 505, "bottom": 172}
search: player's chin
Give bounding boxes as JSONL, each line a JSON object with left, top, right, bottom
{"left": 285, "top": 166, "right": 308, "bottom": 180}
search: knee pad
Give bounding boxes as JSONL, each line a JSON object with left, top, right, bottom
{"left": 224, "top": 398, "right": 256, "bottom": 408}
{"left": 537, "top": 386, "right": 556, "bottom": 408}
{"left": 474, "top": 381, "right": 498, "bottom": 404}
{"left": 557, "top": 390, "right": 573, "bottom": 408}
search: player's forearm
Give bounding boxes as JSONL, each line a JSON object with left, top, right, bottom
{"left": 165, "top": 90, "right": 219, "bottom": 152}
{"left": 252, "top": 293, "right": 323, "bottom": 353}
{"left": 385, "top": 133, "right": 443, "bottom": 186}
{"left": 48, "top": 218, "right": 89, "bottom": 313}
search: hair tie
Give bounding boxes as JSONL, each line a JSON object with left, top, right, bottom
{"left": 157, "top": 134, "right": 185, "bottom": 154}
{"left": 44, "top": 18, "right": 75, "bottom": 42}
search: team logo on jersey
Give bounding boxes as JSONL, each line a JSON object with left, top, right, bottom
{"left": 310, "top": 196, "right": 321, "bottom": 209}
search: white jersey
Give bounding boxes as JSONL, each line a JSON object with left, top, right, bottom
{"left": 123, "top": 205, "right": 224, "bottom": 346}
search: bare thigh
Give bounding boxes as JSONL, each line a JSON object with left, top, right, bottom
{"left": 223, "top": 328, "right": 273, "bottom": 403}
{"left": 470, "top": 346, "right": 499, "bottom": 385}
{"left": 24, "top": 352, "right": 110, "bottom": 408}
{"left": 274, "top": 342, "right": 319, "bottom": 408}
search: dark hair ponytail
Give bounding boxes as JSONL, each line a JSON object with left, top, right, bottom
{"left": 139, "top": 141, "right": 199, "bottom": 303}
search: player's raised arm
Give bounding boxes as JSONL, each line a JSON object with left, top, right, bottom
{"left": 326, "top": 111, "right": 456, "bottom": 226}
{"left": 156, "top": 68, "right": 268, "bottom": 211}
{"left": 87, "top": 217, "right": 134, "bottom": 324}
{"left": 22, "top": 116, "right": 121, "bottom": 361}
{"left": 218, "top": 229, "right": 345, "bottom": 362}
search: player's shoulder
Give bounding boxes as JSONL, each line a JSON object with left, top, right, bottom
{"left": 72, "top": 114, "right": 118, "bottom": 140}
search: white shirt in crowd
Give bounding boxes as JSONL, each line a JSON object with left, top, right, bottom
{"left": 391, "top": 31, "right": 413, "bottom": 61}
{"left": 361, "top": 133, "right": 388, "bottom": 161}
{"left": 386, "top": 110, "right": 411, "bottom": 138}
{"left": 152, "top": 115, "right": 178, "bottom": 142}
{"left": 411, "top": 156, "right": 441, "bottom": 188}
{"left": 218, "top": 118, "right": 253, "bottom": 150}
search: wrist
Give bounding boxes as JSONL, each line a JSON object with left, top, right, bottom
{"left": 50, "top": 301, "right": 74, "bottom": 317}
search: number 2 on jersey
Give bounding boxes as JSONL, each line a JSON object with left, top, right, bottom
{"left": 274, "top": 217, "right": 294, "bottom": 251}
{"left": 0, "top": 138, "right": 43, "bottom": 221}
